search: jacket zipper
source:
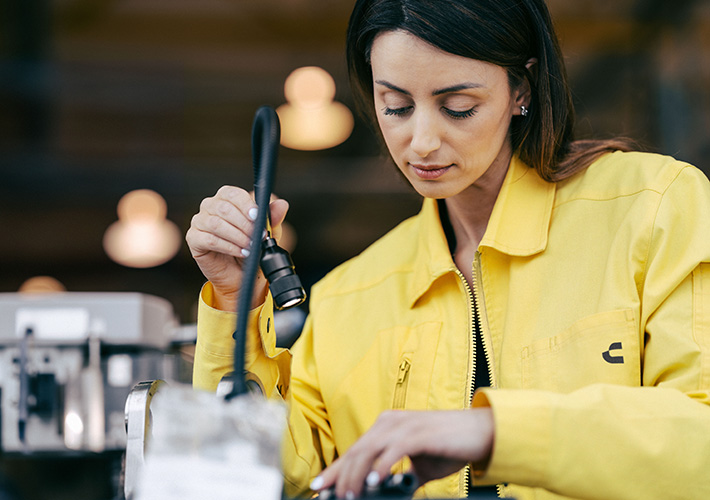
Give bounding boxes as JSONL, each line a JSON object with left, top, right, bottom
{"left": 473, "top": 252, "right": 496, "bottom": 392}
{"left": 456, "top": 251, "right": 499, "bottom": 498}
{"left": 454, "top": 267, "right": 477, "bottom": 497}
{"left": 472, "top": 251, "right": 502, "bottom": 499}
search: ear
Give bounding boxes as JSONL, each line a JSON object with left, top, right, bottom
{"left": 513, "top": 58, "right": 537, "bottom": 115}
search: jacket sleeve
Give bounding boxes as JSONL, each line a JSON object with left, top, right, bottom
{"left": 472, "top": 165, "right": 710, "bottom": 500}
{"left": 192, "top": 282, "right": 285, "bottom": 395}
{"left": 192, "top": 282, "right": 330, "bottom": 497}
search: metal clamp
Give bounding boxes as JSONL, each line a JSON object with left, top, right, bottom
{"left": 123, "top": 379, "right": 165, "bottom": 500}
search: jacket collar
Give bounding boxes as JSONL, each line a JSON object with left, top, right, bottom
{"left": 409, "top": 156, "right": 556, "bottom": 306}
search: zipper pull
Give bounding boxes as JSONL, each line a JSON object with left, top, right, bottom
{"left": 397, "top": 359, "right": 411, "bottom": 384}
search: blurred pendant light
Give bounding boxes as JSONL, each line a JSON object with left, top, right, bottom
{"left": 103, "top": 189, "right": 181, "bottom": 268}
{"left": 19, "top": 276, "right": 67, "bottom": 294}
{"left": 276, "top": 66, "right": 354, "bottom": 151}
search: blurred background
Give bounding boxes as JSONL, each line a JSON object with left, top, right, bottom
{"left": 0, "top": 0, "right": 709, "bottom": 498}
{"left": 2, "top": 0, "right": 710, "bottom": 321}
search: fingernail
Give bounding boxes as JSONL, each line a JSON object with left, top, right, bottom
{"left": 248, "top": 207, "right": 258, "bottom": 221}
{"left": 366, "top": 471, "right": 380, "bottom": 487}
{"left": 241, "top": 248, "right": 251, "bottom": 258}
{"left": 309, "top": 476, "right": 324, "bottom": 491}
{"left": 345, "top": 492, "right": 355, "bottom": 500}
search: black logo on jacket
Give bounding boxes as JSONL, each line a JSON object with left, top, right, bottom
{"left": 602, "top": 342, "right": 624, "bottom": 364}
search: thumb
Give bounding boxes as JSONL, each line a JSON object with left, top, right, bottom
{"left": 269, "top": 199, "right": 290, "bottom": 228}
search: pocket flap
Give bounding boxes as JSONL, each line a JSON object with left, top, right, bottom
{"left": 521, "top": 309, "right": 640, "bottom": 392}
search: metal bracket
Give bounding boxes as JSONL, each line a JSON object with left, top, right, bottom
{"left": 123, "top": 379, "right": 165, "bottom": 500}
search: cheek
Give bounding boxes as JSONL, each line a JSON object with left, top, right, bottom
{"left": 466, "top": 106, "right": 513, "bottom": 147}
{"left": 377, "top": 120, "right": 405, "bottom": 156}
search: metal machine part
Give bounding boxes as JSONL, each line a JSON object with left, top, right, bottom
{"left": 0, "top": 292, "right": 178, "bottom": 349}
{"left": 0, "top": 292, "right": 186, "bottom": 456}
{"left": 124, "top": 379, "right": 165, "bottom": 500}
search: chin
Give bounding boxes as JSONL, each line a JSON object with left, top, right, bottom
{"left": 409, "top": 181, "right": 459, "bottom": 200}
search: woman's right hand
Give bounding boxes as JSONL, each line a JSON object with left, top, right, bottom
{"left": 185, "top": 185, "right": 290, "bottom": 312}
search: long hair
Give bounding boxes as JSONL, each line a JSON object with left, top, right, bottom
{"left": 346, "top": 0, "right": 633, "bottom": 182}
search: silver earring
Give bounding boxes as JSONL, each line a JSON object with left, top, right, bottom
{"left": 520, "top": 105, "right": 529, "bottom": 117}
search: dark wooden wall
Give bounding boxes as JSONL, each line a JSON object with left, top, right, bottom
{"left": 1, "top": 0, "right": 709, "bottom": 323}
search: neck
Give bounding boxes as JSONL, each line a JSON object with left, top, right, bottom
{"left": 444, "top": 152, "right": 511, "bottom": 252}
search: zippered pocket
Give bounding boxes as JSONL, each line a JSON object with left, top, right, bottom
{"left": 392, "top": 355, "right": 412, "bottom": 409}
{"left": 391, "top": 354, "right": 413, "bottom": 476}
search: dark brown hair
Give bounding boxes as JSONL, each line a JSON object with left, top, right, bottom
{"left": 346, "top": 0, "right": 634, "bottom": 182}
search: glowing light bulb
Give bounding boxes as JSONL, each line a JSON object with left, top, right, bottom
{"left": 277, "top": 66, "right": 354, "bottom": 151}
{"left": 103, "top": 190, "right": 181, "bottom": 268}
{"left": 284, "top": 66, "right": 336, "bottom": 109}
{"left": 117, "top": 189, "right": 167, "bottom": 222}
{"left": 19, "top": 276, "right": 66, "bottom": 294}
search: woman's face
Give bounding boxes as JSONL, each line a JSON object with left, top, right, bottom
{"left": 370, "top": 30, "right": 527, "bottom": 199}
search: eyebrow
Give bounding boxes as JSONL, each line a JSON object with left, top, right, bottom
{"left": 375, "top": 80, "right": 485, "bottom": 96}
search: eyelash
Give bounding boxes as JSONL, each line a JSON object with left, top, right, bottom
{"left": 383, "top": 106, "right": 413, "bottom": 117}
{"left": 382, "top": 106, "right": 477, "bottom": 120}
{"left": 445, "top": 107, "right": 477, "bottom": 120}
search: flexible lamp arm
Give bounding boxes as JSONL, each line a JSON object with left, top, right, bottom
{"left": 226, "top": 106, "right": 305, "bottom": 400}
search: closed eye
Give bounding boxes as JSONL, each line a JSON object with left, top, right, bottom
{"left": 383, "top": 106, "right": 413, "bottom": 117}
{"left": 443, "top": 107, "right": 477, "bottom": 120}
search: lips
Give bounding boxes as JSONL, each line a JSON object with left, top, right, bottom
{"left": 409, "top": 163, "right": 452, "bottom": 180}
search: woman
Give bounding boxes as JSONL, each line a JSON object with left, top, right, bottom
{"left": 186, "top": 0, "right": 710, "bottom": 498}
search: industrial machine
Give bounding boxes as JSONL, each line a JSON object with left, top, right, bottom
{"left": 0, "top": 292, "right": 191, "bottom": 500}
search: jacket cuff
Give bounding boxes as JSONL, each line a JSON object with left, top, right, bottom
{"left": 197, "top": 283, "right": 248, "bottom": 351}
{"left": 197, "top": 282, "right": 278, "bottom": 357}
{"left": 471, "top": 388, "right": 555, "bottom": 488}
{"left": 194, "top": 282, "right": 279, "bottom": 392}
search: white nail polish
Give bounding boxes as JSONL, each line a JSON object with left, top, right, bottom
{"left": 366, "top": 471, "right": 380, "bottom": 487}
{"left": 248, "top": 207, "right": 258, "bottom": 221}
{"left": 241, "top": 248, "right": 251, "bottom": 258}
{"left": 345, "top": 491, "right": 355, "bottom": 500}
{"left": 309, "top": 476, "right": 324, "bottom": 491}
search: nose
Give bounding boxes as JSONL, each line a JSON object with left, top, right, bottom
{"left": 409, "top": 112, "right": 441, "bottom": 158}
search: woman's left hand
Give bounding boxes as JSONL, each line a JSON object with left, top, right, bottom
{"left": 311, "top": 408, "right": 495, "bottom": 499}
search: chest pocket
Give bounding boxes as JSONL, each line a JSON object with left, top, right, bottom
{"left": 521, "top": 309, "right": 641, "bottom": 393}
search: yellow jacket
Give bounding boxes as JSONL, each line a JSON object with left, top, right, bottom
{"left": 194, "top": 152, "right": 710, "bottom": 500}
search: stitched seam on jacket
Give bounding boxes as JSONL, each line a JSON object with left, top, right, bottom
{"left": 693, "top": 264, "right": 710, "bottom": 389}
{"left": 640, "top": 166, "right": 688, "bottom": 296}
{"left": 196, "top": 341, "right": 235, "bottom": 358}
{"left": 315, "top": 267, "right": 417, "bottom": 302}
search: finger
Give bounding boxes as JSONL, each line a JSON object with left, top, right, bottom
{"left": 204, "top": 192, "right": 257, "bottom": 229}
{"left": 198, "top": 187, "right": 262, "bottom": 245}
{"left": 215, "top": 185, "right": 255, "bottom": 209}
{"left": 334, "top": 434, "right": 393, "bottom": 499}
{"left": 332, "top": 411, "right": 414, "bottom": 497}
{"left": 186, "top": 226, "right": 248, "bottom": 260}
{"left": 311, "top": 456, "right": 343, "bottom": 493}
{"left": 369, "top": 446, "right": 408, "bottom": 489}
{"left": 190, "top": 211, "right": 253, "bottom": 256}
{"left": 315, "top": 440, "right": 382, "bottom": 499}
{"left": 212, "top": 185, "right": 260, "bottom": 228}
{"left": 269, "top": 199, "right": 290, "bottom": 228}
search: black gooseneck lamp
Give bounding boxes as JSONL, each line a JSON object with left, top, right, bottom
{"left": 226, "top": 106, "right": 306, "bottom": 400}
{"left": 224, "top": 107, "right": 420, "bottom": 497}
